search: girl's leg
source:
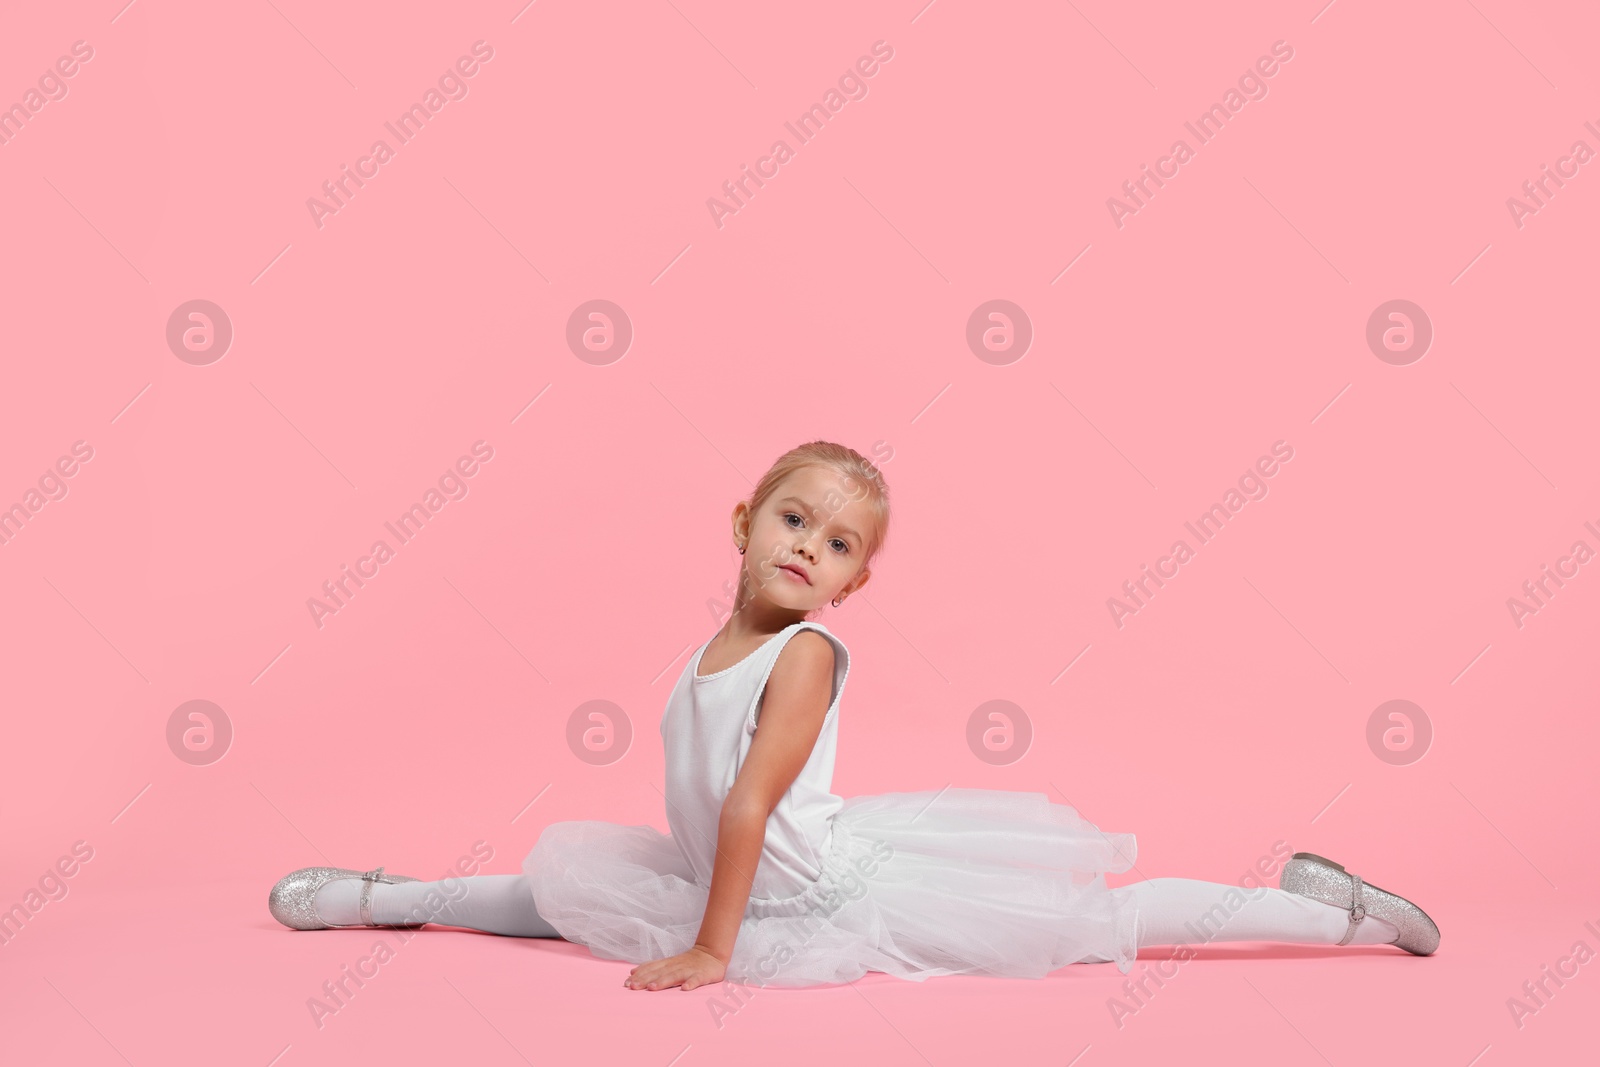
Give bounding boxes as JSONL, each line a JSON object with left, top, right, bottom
{"left": 1128, "top": 877, "right": 1399, "bottom": 947}
{"left": 314, "top": 873, "right": 564, "bottom": 938}
{"left": 1078, "top": 877, "right": 1399, "bottom": 960}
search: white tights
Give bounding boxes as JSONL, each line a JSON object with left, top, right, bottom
{"left": 315, "top": 873, "right": 564, "bottom": 938}
{"left": 313, "top": 873, "right": 1398, "bottom": 952}
{"left": 1080, "top": 877, "right": 1399, "bottom": 962}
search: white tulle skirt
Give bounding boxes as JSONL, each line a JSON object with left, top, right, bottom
{"left": 521, "top": 788, "right": 1141, "bottom": 987}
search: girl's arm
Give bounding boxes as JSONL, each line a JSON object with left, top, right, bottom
{"left": 692, "top": 630, "right": 836, "bottom": 966}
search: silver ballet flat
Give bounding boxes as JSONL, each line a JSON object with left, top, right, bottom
{"left": 1280, "top": 852, "right": 1440, "bottom": 955}
{"left": 268, "top": 865, "right": 425, "bottom": 931}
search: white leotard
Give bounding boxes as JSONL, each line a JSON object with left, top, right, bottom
{"left": 660, "top": 620, "right": 850, "bottom": 903}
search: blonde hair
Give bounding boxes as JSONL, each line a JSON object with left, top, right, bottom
{"left": 748, "top": 440, "right": 891, "bottom": 569}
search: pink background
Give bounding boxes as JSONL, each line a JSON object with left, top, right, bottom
{"left": 2, "top": 0, "right": 1596, "bottom": 1063}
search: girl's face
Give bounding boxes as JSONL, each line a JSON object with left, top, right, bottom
{"left": 736, "top": 467, "right": 876, "bottom": 613}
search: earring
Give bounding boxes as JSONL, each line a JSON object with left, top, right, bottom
{"left": 831, "top": 594, "right": 846, "bottom": 607}
{"left": 738, "top": 545, "right": 746, "bottom": 555}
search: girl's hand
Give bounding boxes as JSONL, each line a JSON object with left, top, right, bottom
{"left": 624, "top": 945, "right": 727, "bottom": 991}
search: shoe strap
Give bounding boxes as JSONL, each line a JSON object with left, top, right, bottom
{"left": 358, "top": 866, "right": 386, "bottom": 926}
{"left": 1337, "top": 873, "right": 1367, "bottom": 945}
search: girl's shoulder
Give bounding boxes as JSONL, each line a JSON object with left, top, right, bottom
{"left": 747, "top": 622, "right": 852, "bottom": 731}
{"left": 777, "top": 620, "right": 850, "bottom": 665}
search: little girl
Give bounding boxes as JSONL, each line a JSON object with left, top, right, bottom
{"left": 269, "top": 440, "right": 1439, "bottom": 990}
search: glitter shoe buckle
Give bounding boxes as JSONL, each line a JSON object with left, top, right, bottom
{"left": 1336, "top": 874, "right": 1366, "bottom": 945}
{"left": 358, "top": 866, "right": 387, "bottom": 926}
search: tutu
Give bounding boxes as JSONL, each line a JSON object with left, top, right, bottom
{"left": 522, "top": 786, "right": 1141, "bottom": 987}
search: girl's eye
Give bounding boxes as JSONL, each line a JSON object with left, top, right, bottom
{"left": 784, "top": 513, "right": 848, "bottom": 554}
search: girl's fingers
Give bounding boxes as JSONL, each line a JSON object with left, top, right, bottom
{"left": 625, "top": 957, "right": 721, "bottom": 991}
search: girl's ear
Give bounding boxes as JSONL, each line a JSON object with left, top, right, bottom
{"left": 846, "top": 567, "right": 872, "bottom": 596}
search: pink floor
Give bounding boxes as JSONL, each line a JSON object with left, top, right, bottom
{"left": 5, "top": 779, "right": 1595, "bottom": 1064}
